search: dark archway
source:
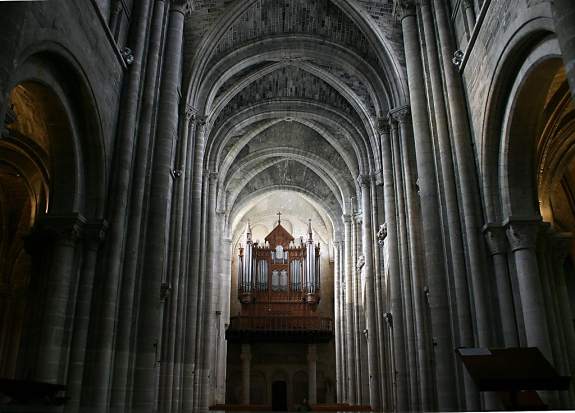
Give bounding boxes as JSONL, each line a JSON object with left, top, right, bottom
{"left": 272, "top": 380, "right": 287, "bottom": 411}
{"left": 0, "top": 81, "right": 64, "bottom": 379}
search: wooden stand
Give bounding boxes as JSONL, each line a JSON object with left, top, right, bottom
{"left": 456, "top": 347, "right": 571, "bottom": 410}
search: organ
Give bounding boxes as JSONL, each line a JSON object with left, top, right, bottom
{"left": 227, "top": 214, "right": 332, "bottom": 342}
{"left": 237, "top": 216, "right": 321, "bottom": 309}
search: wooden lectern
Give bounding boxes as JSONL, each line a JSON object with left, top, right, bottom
{"left": 456, "top": 347, "right": 571, "bottom": 410}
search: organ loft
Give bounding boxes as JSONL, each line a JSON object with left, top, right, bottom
{"left": 225, "top": 215, "right": 334, "bottom": 410}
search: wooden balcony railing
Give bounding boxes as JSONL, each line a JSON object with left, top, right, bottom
{"left": 228, "top": 315, "right": 333, "bottom": 332}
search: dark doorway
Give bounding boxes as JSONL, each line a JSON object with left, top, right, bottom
{"left": 272, "top": 380, "right": 287, "bottom": 411}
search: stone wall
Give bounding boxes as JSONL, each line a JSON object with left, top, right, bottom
{"left": 0, "top": 0, "right": 125, "bottom": 162}
{"left": 461, "top": 0, "right": 553, "bottom": 174}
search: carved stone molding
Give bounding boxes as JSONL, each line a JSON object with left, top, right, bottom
{"left": 377, "top": 117, "right": 390, "bottom": 135}
{"left": 120, "top": 47, "right": 134, "bottom": 66}
{"left": 389, "top": 105, "right": 411, "bottom": 124}
{"left": 38, "top": 213, "right": 87, "bottom": 246}
{"left": 452, "top": 50, "right": 464, "bottom": 68}
{"left": 208, "top": 171, "right": 219, "bottom": 183}
{"left": 504, "top": 218, "right": 542, "bottom": 252}
{"left": 482, "top": 224, "right": 507, "bottom": 256}
{"left": 377, "top": 223, "right": 388, "bottom": 246}
{"left": 384, "top": 312, "right": 393, "bottom": 328}
{"left": 374, "top": 169, "right": 384, "bottom": 186}
{"left": 357, "top": 174, "right": 371, "bottom": 188}
{"left": 184, "top": 105, "right": 198, "bottom": 122}
{"left": 393, "top": 0, "right": 416, "bottom": 20}
{"left": 84, "top": 219, "right": 109, "bottom": 246}
{"left": 171, "top": 0, "right": 189, "bottom": 14}
{"left": 356, "top": 255, "right": 365, "bottom": 271}
{"left": 342, "top": 214, "right": 352, "bottom": 224}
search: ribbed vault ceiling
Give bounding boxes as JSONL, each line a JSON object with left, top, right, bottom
{"left": 184, "top": 0, "right": 406, "bottom": 237}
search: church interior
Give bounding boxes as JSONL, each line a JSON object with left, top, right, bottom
{"left": 0, "top": 0, "right": 574, "bottom": 411}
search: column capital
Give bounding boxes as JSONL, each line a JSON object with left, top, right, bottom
{"left": 374, "top": 169, "right": 384, "bottom": 186}
{"left": 342, "top": 214, "right": 352, "bottom": 224}
{"left": 357, "top": 174, "right": 371, "bottom": 188}
{"left": 482, "top": 223, "right": 507, "bottom": 255}
{"left": 184, "top": 105, "right": 198, "bottom": 122}
{"left": 504, "top": 217, "right": 542, "bottom": 252}
{"left": 393, "top": 0, "right": 416, "bottom": 20}
{"left": 84, "top": 219, "right": 109, "bottom": 245}
{"left": 208, "top": 171, "right": 219, "bottom": 182}
{"left": 389, "top": 105, "right": 411, "bottom": 123}
{"left": 194, "top": 115, "right": 208, "bottom": 128}
{"left": 38, "top": 213, "right": 87, "bottom": 246}
{"left": 376, "top": 117, "right": 391, "bottom": 134}
{"left": 170, "top": 0, "right": 190, "bottom": 14}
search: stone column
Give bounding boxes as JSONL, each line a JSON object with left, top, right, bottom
{"left": 483, "top": 224, "right": 519, "bottom": 346}
{"left": 109, "top": 0, "right": 168, "bottom": 408}
{"left": 308, "top": 344, "right": 317, "bottom": 405}
{"left": 385, "top": 118, "right": 409, "bottom": 412}
{"left": 333, "top": 241, "right": 343, "bottom": 404}
{"left": 88, "top": 0, "right": 154, "bottom": 405}
{"left": 241, "top": 344, "right": 251, "bottom": 405}
{"left": 358, "top": 175, "right": 381, "bottom": 410}
{"left": 66, "top": 220, "right": 107, "bottom": 409}
{"left": 216, "top": 237, "right": 233, "bottom": 404}
{"left": 389, "top": 112, "right": 418, "bottom": 410}
{"left": 338, "top": 242, "right": 348, "bottom": 403}
{"left": 342, "top": 214, "right": 357, "bottom": 404}
{"left": 200, "top": 172, "right": 220, "bottom": 408}
{"left": 434, "top": 0, "right": 494, "bottom": 349}
{"left": 352, "top": 215, "right": 367, "bottom": 403}
{"left": 133, "top": 0, "right": 187, "bottom": 408}
{"left": 392, "top": 107, "right": 433, "bottom": 411}
{"left": 183, "top": 117, "right": 207, "bottom": 411}
{"left": 377, "top": 120, "right": 397, "bottom": 412}
{"left": 160, "top": 103, "right": 196, "bottom": 411}
{"left": 35, "top": 214, "right": 85, "bottom": 383}
{"left": 372, "top": 173, "right": 388, "bottom": 408}
{"left": 396, "top": 2, "right": 458, "bottom": 409}
{"left": 174, "top": 116, "right": 199, "bottom": 411}
{"left": 504, "top": 219, "right": 552, "bottom": 360}
{"left": 552, "top": 0, "right": 575, "bottom": 97}
{"left": 420, "top": 2, "right": 482, "bottom": 409}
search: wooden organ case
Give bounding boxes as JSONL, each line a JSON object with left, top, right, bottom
{"left": 226, "top": 218, "right": 333, "bottom": 342}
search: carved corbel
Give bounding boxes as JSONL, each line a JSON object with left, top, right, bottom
{"left": 377, "top": 223, "right": 388, "bottom": 246}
